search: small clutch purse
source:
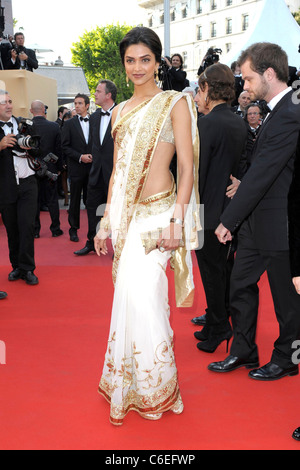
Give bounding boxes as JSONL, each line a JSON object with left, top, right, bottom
{"left": 140, "top": 228, "right": 163, "bottom": 255}
{"left": 140, "top": 228, "right": 184, "bottom": 255}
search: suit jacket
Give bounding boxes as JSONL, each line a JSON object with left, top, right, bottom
{"left": 288, "top": 134, "right": 300, "bottom": 277}
{"left": 32, "top": 116, "right": 63, "bottom": 173}
{"left": 221, "top": 90, "right": 300, "bottom": 251}
{"left": 198, "top": 103, "right": 247, "bottom": 230}
{"left": 61, "top": 115, "right": 92, "bottom": 179}
{"left": 0, "top": 116, "right": 24, "bottom": 204}
{"left": 88, "top": 107, "right": 115, "bottom": 188}
{"left": 6, "top": 47, "right": 38, "bottom": 71}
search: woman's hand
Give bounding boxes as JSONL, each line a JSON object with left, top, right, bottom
{"left": 293, "top": 277, "right": 300, "bottom": 295}
{"left": 94, "top": 230, "right": 109, "bottom": 256}
{"left": 157, "top": 223, "right": 183, "bottom": 253}
{"left": 226, "top": 175, "right": 240, "bottom": 199}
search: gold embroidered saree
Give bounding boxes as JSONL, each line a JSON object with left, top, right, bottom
{"left": 98, "top": 91, "right": 200, "bottom": 425}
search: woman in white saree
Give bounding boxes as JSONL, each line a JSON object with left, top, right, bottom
{"left": 95, "top": 27, "right": 200, "bottom": 426}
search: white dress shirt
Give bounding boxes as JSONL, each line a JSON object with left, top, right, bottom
{"left": 100, "top": 105, "right": 115, "bottom": 144}
{"left": 78, "top": 115, "right": 90, "bottom": 144}
{"left": 3, "top": 118, "right": 35, "bottom": 184}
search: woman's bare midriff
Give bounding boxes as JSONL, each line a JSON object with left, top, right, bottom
{"left": 140, "top": 142, "right": 175, "bottom": 200}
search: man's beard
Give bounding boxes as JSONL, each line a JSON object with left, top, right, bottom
{"left": 253, "top": 76, "right": 269, "bottom": 101}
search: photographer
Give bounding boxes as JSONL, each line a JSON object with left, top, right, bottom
{"left": 161, "top": 54, "right": 189, "bottom": 92}
{"left": 7, "top": 32, "right": 38, "bottom": 72}
{"left": 0, "top": 90, "right": 39, "bottom": 285}
{"left": 198, "top": 47, "right": 221, "bottom": 75}
{"left": 30, "top": 100, "right": 63, "bottom": 238}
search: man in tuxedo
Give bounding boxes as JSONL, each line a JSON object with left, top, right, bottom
{"left": 74, "top": 80, "right": 117, "bottom": 256}
{"left": 0, "top": 90, "right": 39, "bottom": 285}
{"left": 30, "top": 100, "right": 63, "bottom": 238}
{"left": 209, "top": 43, "right": 300, "bottom": 380}
{"left": 288, "top": 136, "right": 300, "bottom": 441}
{"left": 7, "top": 33, "right": 38, "bottom": 72}
{"left": 61, "top": 93, "right": 92, "bottom": 242}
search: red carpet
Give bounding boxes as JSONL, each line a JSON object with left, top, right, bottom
{"left": 0, "top": 209, "right": 299, "bottom": 450}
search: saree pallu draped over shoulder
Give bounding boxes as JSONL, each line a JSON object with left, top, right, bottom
{"left": 98, "top": 91, "right": 201, "bottom": 425}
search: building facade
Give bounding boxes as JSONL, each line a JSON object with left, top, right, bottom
{"left": 2, "top": 0, "right": 13, "bottom": 36}
{"left": 138, "top": 0, "right": 300, "bottom": 80}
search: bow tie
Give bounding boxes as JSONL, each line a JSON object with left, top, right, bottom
{"left": 80, "top": 117, "right": 89, "bottom": 122}
{"left": 0, "top": 121, "right": 13, "bottom": 128}
{"left": 100, "top": 111, "right": 110, "bottom": 117}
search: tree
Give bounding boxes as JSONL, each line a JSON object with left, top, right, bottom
{"left": 293, "top": 8, "right": 300, "bottom": 26}
{"left": 71, "top": 24, "right": 134, "bottom": 103}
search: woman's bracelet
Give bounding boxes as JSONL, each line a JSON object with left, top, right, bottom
{"left": 170, "top": 218, "right": 184, "bottom": 227}
{"left": 100, "top": 216, "right": 111, "bottom": 232}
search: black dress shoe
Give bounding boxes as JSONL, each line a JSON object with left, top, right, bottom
{"left": 191, "top": 314, "right": 207, "bottom": 326}
{"left": 292, "top": 427, "right": 300, "bottom": 441}
{"left": 0, "top": 291, "right": 7, "bottom": 300}
{"left": 22, "top": 271, "right": 39, "bottom": 286}
{"left": 8, "top": 268, "right": 22, "bottom": 281}
{"left": 70, "top": 232, "right": 79, "bottom": 242}
{"left": 74, "top": 244, "right": 95, "bottom": 256}
{"left": 52, "top": 229, "right": 64, "bottom": 237}
{"left": 208, "top": 355, "right": 259, "bottom": 373}
{"left": 248, "top": 362, "right": 299, "bottom": 381}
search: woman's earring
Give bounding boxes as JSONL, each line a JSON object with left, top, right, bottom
{"left": 126, "top": 74, "right": 129, "bottom": 87}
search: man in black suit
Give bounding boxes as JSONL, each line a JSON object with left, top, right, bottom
{"left": 288, "top": 136, "right": 300, "bottom": 441}
{"left": 61, "top": 93, "right": 92, "bottom": 242}
{"left": 74, "top": 80, "right": 117, "bottom": 256}
{"left": 0, "top": 90, "right": 39, "bottom": 285}
{"left": 193, "top": 63, "right": 247, "bottom": 352}
{"left": 209, "top": 42, "right": 300, "bottom": 380}
{"left": 7, "top": 33, "right": 38, "bottom": 72}
{"left": 30, "top": 100, "right": 63, "bottom": 238}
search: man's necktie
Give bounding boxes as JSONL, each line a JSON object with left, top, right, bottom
{"left": 80, "top": 117, "right": 89, "bottom": 122}
{"left": 0, "top": 121, "right": 13, "bottom": 128}
{"left": 100, "top": 111, "right": 110, "bottom": 117}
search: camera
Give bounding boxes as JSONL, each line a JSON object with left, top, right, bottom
{"left": 157, "top": 56, "right": 172, "bottom": 89}
{"left": 13, "top": 118, "right": 41, "bottom": 154}
{"left": 12, "top": 119, "right": 58, "bottom": 183}
{"left": 33, "top": 153, "right": 59, "bottom": 182}
{"left": 203, "top": 48, "right": 222, "bottom": 69}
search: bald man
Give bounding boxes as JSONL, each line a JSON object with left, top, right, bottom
{"left": 30, "top": 100, "right": 63, "bottom": 238}
{"left": 232, "top": 90, "right": 251, "bottom": 117}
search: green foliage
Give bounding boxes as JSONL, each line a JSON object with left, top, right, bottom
{"left": 293, "top": 8, "right": 300, "bottom": 25}
{"left": 71, "top": 24, "right": 134, "bottom": 103}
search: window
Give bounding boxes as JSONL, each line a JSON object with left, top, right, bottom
{"left": 197, "top": 25, "right": 203, "bottom": 41}
{"left": 226, "top": 18, "right": 232, "bottom": 34}
{"left": 211, "top": 0, "right": 217, "bottom": 11}
{"left": 242, "top": 14, "right": 249, "bottom": 31}
{"left": 196, "top": 0, "right": 202, "bottom": 14}
{"left": 211, "top": 22, "right": 217, "bottom": 38}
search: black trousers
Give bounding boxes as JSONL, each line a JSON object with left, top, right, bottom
{"left": 35, "top": 179, "right": 61, "bottom": 234}
{"left": 196, "top": 229, "right": 231, "bottom": 331}
{"left": 86, "top": 172, "right": 108, "bottom": 246}
{"left": 1, "top": 176, "right": 38, "bottom": 272}
{"left": 68, "top": 174, "right": 89, "bottom": 234}
{"left": 229, "top": 221, "right": 300, "bottom": 368}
